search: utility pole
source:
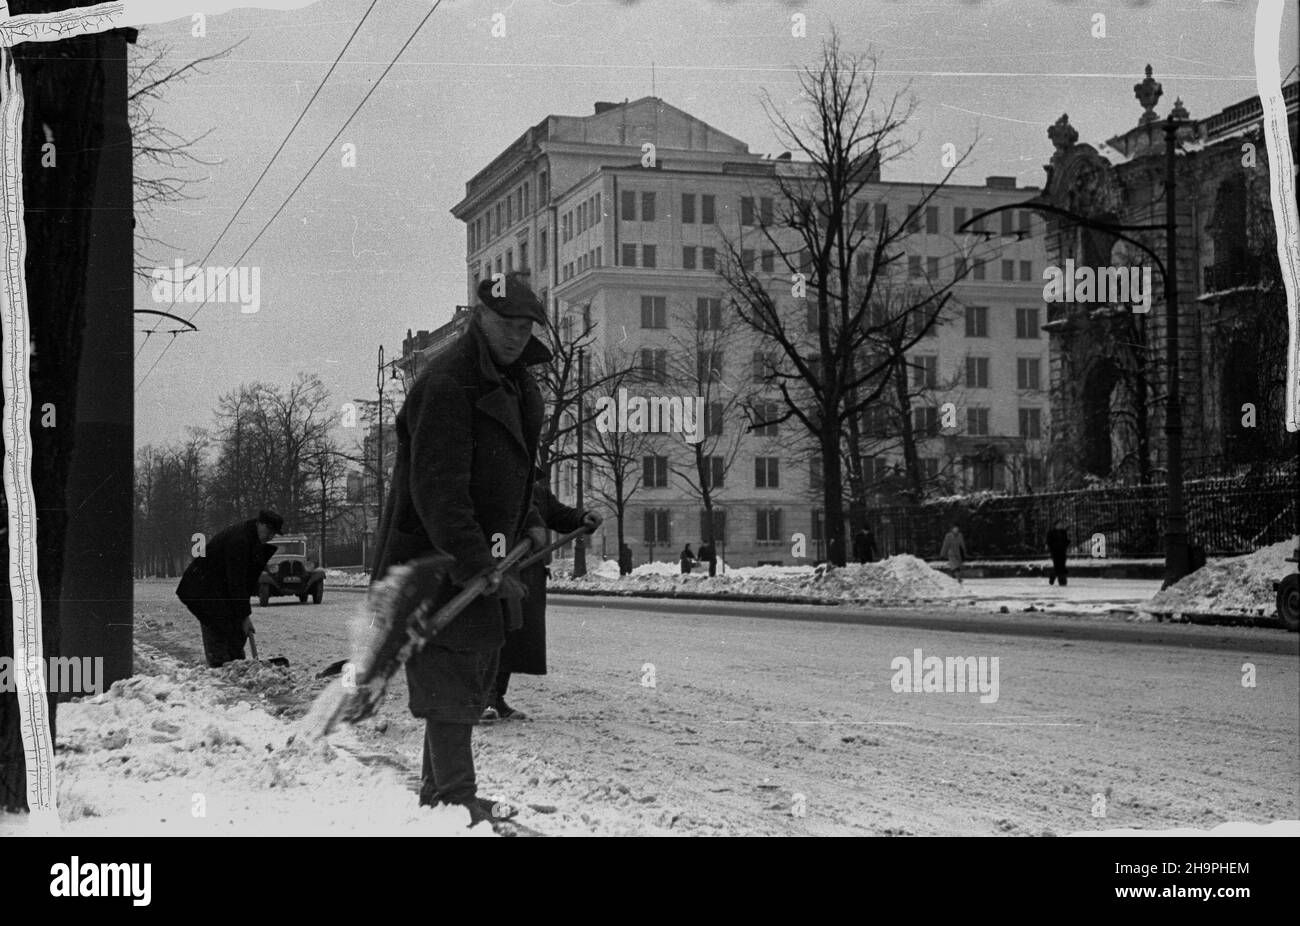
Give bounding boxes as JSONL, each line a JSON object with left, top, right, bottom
{"left": 573, "top": 345, "right": 587, "bottom": 577}
{"left": 375, "top": 345, "right": 386, "bottom": 536}
{"left": 1161, "top": 113, "right": 1189, "bottom": 587}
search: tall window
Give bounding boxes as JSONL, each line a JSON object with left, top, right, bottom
{"left": 1015, "top": 308, "right": 1039, "bottom": 339}
{"left": 1020, "top": 260, "right": 1033, "bottom": 282}
{"left": 925, "top": 206, "right": 940, "bottom": 233}
{"left": 682, "top": 193, "right": 696, "bottom": 223}
{"left": 966, "top": 407, "right": 990, "bottom": 436}
{"left": 1001, "top": 259, "right": 1015, "bottom": 281}
{"left": 742, "top": 249, "right": 756, "bottom": 271}
{"left": 1019, "top": 408, "right": 1043, "bottom": 439}
{"left": 701, "top": 194, "right": 716, "bottom": 224}
{"left": 696, "top": 350, "right": 724, "bottom": 384}
{"left": 640, "top": 348, "right": 668, "bottom": 383}
{"left": 809, "top": 456, "right": 823, "bottom": 491}
{"left": 913, "top": 355, "right": 938, "bottom": 389}
{"left": 701, "top": 247, "right": 717, "bottom": 270}
{"left": 953, "top": 206, "right": 966, "bottom": 231}
{"left": 875, "top": 202, "right": 888, "bottom": 229}
{"left": 1001, "top": 210, "right": 1014, "bottom": 236}
{"left": 701, "top": 457, "right": 725, "bottom": 490}
{"left": 643, "top": 455, "right": 669, "bottom": 488}
{"left": 752, "top": 350, "right": 775, "bottom": 384}
{"left": 964, "top": 305, "right": 989, "bottom": 337}
{"left": 740, "top": 197, "right": 755, "bottom": 226}
{"left": 753, "top": 401, "right": 780, "bottom": 437}
{"left": 682, "top": 246, "right": 697, "bottom": 270}
{"left": 704, "top": 401, "right": 724, "bottom": 436}
{"left": 1017, "top": 357, "right": 1041, "bottom": 391}
{"left": 641, "top": 192, "right": 656, "bottom": 221}
{"left": 696, "top": 297, "right": 722, "bottom": 330}
{"left": 642, "top": 245, "right": 657, "bottom": 268}
{"left": 756, "top": 508, "right": 783, "bottom": 542}
{"left": 965, "top": 356, "right": 990, "bottom": 388}
{"left": 754, "top": 457, "right": 780, "bottom": 488}
{"left": 1018, "top": 210, "right": 1032, "bottom": 235}
{"left": 973, "top": 259, "right": 986, "bottom": 281}
{"left": 621, "top": 243, "right": 637, "bottom": 267}
{"left": 519, "top": 242, "right": 529, "bottom": 270}
{"left": 644, "top": 509, "right": 670, "bottom": 544}
{"left": 761, "top": 250, "right": 775, "bottom": 272}
{"left": 539, "top": 230, "right": 548, "bottom": 268}
{"left": 760, "top": 197, "right": 773, "bottom": 225}
{"left": 926, "top": 256, "right": 940, "bottom": 278}
{"left": 913, "top": 406, "right": 939, "bottom": 437}
{"left": 621, "top": 189, "right": 637, "bottom": 221}
{"left": 908, "top": 256, "right": 923, "bottom": 278}
{"left": 700, "top": 508, "right": 727, "bottom": 543}
{"left": 640, "top": 295, "right": 667, "bottom": 328}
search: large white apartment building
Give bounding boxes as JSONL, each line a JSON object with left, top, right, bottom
{"left": 451, "top": 97, "right": 1050, "bottom": 567}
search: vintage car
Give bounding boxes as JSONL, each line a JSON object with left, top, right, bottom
{"left": 257, "top": 534, "right": 325, "bottom": 605}
{"left": 1275, "top": 543, "right": 1299, "bottom": 633}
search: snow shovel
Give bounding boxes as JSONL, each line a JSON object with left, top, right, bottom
{"left": 246, "top": 626, "right": 290, "bottom": 668}
{"left": 300, "top": 524, "right": 593, "bottom": 740}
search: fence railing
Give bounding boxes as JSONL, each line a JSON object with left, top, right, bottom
{"left": 868, "top": 473, "right": 1297, "bottom": 559}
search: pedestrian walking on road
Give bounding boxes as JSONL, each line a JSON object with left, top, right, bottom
{"left": 176, "top": 509, "right": 282, "bottom": 667}
{"left": 680, "top": 544, "right": 697, "bottom": 574}
{"left": 698, "top": 540, "right": 717, "bottom": 577}
{"left": 1046, "top": 520, "right": 1070, "bottom": 586}
{"left": 486, "top": 477, "right": 601, "bottom": 722}
{"left": 853, "top": 527, "right": 877, "bottom": 564}
{"left": 618, "top": 542, "right": 634, "bottom": 576}
{"left": 371, "top": 272, "right": 550, "bottom": 827}
{"left": 940, "top": 525, "right": 967, "bottom": 584}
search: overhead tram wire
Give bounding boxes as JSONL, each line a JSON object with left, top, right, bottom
{"left": 136, "top": 1, "right": 444, "bottom": 393}
{"left": 136, "top": 0, "right": 379, "bottom": 360}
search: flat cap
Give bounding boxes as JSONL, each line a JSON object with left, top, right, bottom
{"left": 257, "top": 509, "right": 284, "bottom": 532}
{"left": 477, "top": 272, "right": 546, "bottom": 325}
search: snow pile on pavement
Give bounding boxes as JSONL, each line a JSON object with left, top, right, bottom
{"left": 5, "top": 643, "right": 496, "bottom": 837}
{"left": 326, "top": 569, "right": 370, "bottom": 588}
{"left": 552, "top": 554, "right": 967, "bottom": 603}
{"left": 1141, "top": 537, "right": 1298, "bottom": 617}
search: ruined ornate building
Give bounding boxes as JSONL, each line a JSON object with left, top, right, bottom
{"left": 1040, "top": 67, "right": 1298, "bottom": 487}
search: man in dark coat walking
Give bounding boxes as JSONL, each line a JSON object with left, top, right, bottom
{"left": 486, "top": 477, "right": 600, "bottom": 721}
{"left": 176, "top": 509, "right": 282, "bottom": 667}
{"left": 370, "top": 273, "right": 549, "bottom": 825}
{"left": 1046, "top": 520, "right": 1070, "bottom": 586}
{"left": 697, "top": 539, "right": 717, "bottom": 577}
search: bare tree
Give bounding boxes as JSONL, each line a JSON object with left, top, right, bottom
{"left": 719, "top": 34, "right": 990, "bottom": 564}
{"left": 585, "top": 351, "right": 656, "bottom": 569}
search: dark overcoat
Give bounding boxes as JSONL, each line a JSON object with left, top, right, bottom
{"left": 370, "top": 320, "right": 549, "bottom": 714}
{"left": 501, "top": 483, "right": 587, "bottom": 676}
{"left": 177, "top": 519, "right": 276, "bottom": 623}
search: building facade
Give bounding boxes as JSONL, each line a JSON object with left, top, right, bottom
{"left": 1041, "top": 68, "right": 1298, "bottom": 487}
{"left": 452, "top": 97, "right": 1051, "bottom": 567}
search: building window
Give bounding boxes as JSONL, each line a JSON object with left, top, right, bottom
{"left": 640, "top": 348, "right": 668, "bottom": 383}
{"left": 875, "top": 202, "right": 888, "bottom": 230}
{"left": 740, "top": 197, "right": 755, "bottom": 226}
{"left": 539, "top": 230, "right": 548, "bottom": 268}
{"left": 913, "top": 355, "right": 938, "bottom": 389}
{"left": 519, "top": 242, "right": 529, "bottom": 270}
{"left": 854, "top": 200, "right": 870, "bottom": 230}
{"left": 971, "top": 211, "right": 986, "bottom": 233}
{"left": 806, "top": 301, "right": 819, "bottom": 333}
{"left": 906, "top": 205, "right": 922, "bottom": 233}
{"left": 1015, "top": 307, "right": 1039, "bottom": 339}
{"left": 953, "top": 206, "right": 966, "bottom": 232}
{"left": 701, "top": 456, "right": 725, "bottom": 491}
{"left": 644, "top": 509, "right": 670, "bottom": 544}
{"left": 970, "top": 458, "right": 999, "bottom": 491}
{"left": 1026, "top": 457, "right": 1045, "bottom": 488}
{"left": 965, "top": 356, "right": 990, "bottom": 388}
{"left": 640, "top": 295, "right": 667, "bottom": 328}
{"left": 621, "top": 190, "right": 637, "bottom": 221}
{"left": 700, "top": 508, "right": 727, "bottom": 543}
{"left": 908, "top": 256, "right": 923, "bottom": 278}
{"left": 955, "top": 256, "right": 968, "bottom": 278}
{"left": 701, "top": 194, "right": 716, "bottom": 224}
{"left": 682, "top": 193, "right": 696, "bottom": 224}
{"left": 760, "top": 197, "right": 773, "bottom": 225}
{"left": 913, "top": 405, "right": 939, "bottom": 438}
{"left": 754, "top": 456, "right": 780, "bottom": 488}
{"left": 973, "top": 259, "right": 986, "bottom": 281}
{"left": 964, "top": 305, "right": 988, "bottom": 337}
{"left": 506, "top": 196, "right": 513, "bottom": 227}
{"left": 643, "top": 455, "right": 669, "bottom": 488}
{"left": 622, "top": 243, "right": 637, "bottom": 267}
{"left": 494, "top": 255, "right": 502, "bottom": 275}
{"left": 925, "top": 205, "right": 940, "bottom": 234}
{"left": 756, "top": 508, "right": 783, "bottom": 542}
{"left": 683, "top": 246, "right": 697, "bottom": 270}
{"left": 577, "top": 201, "right": 586, "bottom": 233}
{"left": 696, "top": 350, "right": 724, "bottom": 384}
{"left": 1018, "top": 210, "right": 1032, "bottom": 235}
{"left": 704, "top": 401, "right": 724, "bottom": 436}
{"left": 505, "top": 250, "right": 514, "bottom": 273}
{"left": 761, "top": 250, "right": 775, "bottom": 272}
{"left": 642, "top": 245, "right": 657, "bottom": 268}
{"left": 701, "top": 247, "right": 717, "bottom": 270}
{"left": 1001, "top": 259, "right": 1015, "bottom": 282}
{"left": 641, "top": 192, "right": 656, "bottom": 222}
{"left": 1019, "top": 408, "right": 1043, "bottom": 439}
{"left": 1017, "top": 357, "right": 1041, "bottom": 391}
{"left": 752, "top": 350, "right": 775, "bottom": 384}
{"left": 1001, "top": 211, "right": 1014, "bottom": 236}
{"left": 1020, "top": 260, "right": 1033, "bottom": 282}
{"left": 753, "top": 401, "right": 780, "bottom": 437}
{"left": 926, "top": 256, "right": 940, "bottom": 278}
{"left": 862, "top": 404, "right": 890, "bottom": 437}
{"left": 696, "top": 297, "right": 722, "bottom": 330}
{"left": 741, "top": 248, "right": 756, "bottom": 271}
{"left": 966, "top": 407, "right": 990, "bottom": 436}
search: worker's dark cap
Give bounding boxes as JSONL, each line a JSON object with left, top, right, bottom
{"left": 477, "top": 272, "right": 546, "bottom": 325}
{"left": 257, "top": 509, "right": 284, "bottom": 532}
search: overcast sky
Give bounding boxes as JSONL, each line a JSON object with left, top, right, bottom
{"left": 131, "top": 0, "right": 1298, "bottom": 449}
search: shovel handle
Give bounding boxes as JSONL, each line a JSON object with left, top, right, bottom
{"left": 248, "top": 630, "right": 259, "bottom": 661}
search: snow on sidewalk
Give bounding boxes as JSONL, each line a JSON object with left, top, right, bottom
{"left": 1140, "top": 537, "right": 1298, "bottom": 618}
{"left": 1, "top": 643, "right": 496, "bottom": 837}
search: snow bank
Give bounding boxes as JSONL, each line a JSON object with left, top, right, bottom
{"left": 1141, "top": 537, "right": 1298, "bottom": 617}
{"left": 4, "top": 643, "right": 496, "bottom": 837}
{"left": 326, "top": 569, "right": 370, "bottom": 588}
{"left": 551, "top": 554, "right": 966, "bottom": 604}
